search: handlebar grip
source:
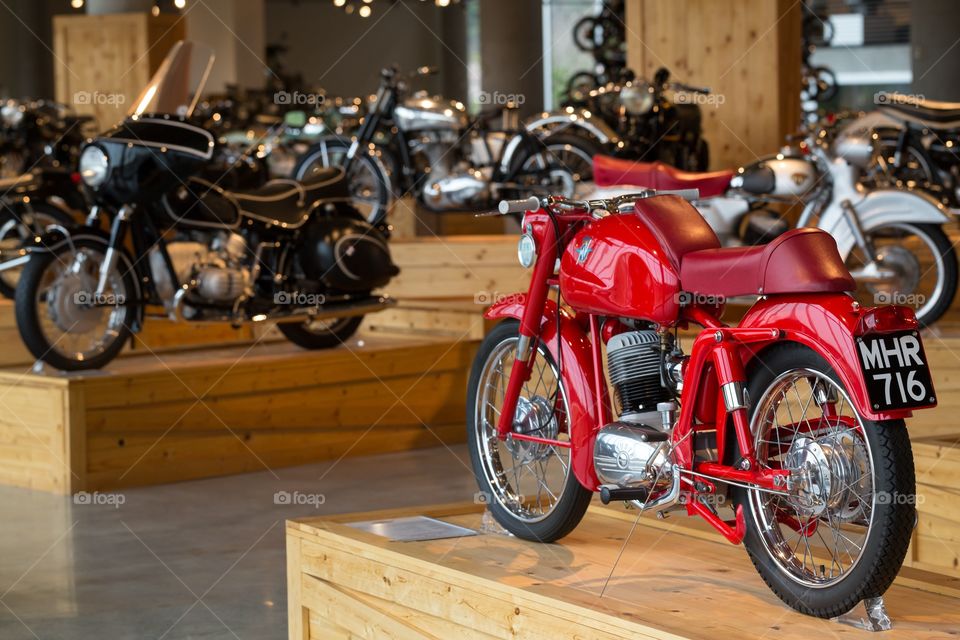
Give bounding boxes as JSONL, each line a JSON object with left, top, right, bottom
{"left": 498, "top": 196, "right": 542, "bottom": 215}
{"left": 656, "top": 188, "right": 700, "bottom": 201}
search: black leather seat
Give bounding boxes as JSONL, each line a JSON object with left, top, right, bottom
{"left": 228, "top": 167, "right": 349, "bottom": 226}
{"left": 877, "top": 92, "right": 960, "bottom": 128}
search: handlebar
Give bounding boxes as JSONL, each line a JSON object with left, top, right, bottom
{"left": 494, "top": 189, "right": 701, "bottom": 218}
{"left": 671, "top": 81, "right": 711, "bottom": 95}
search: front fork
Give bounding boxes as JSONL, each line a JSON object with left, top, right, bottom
{"left": 496, "top": 224, "right": 559, "bottom": 439}
{"left": 95, "top": 205, "right": 131, "bottom": 297}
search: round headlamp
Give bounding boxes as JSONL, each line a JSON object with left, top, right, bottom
{"left": 517, "top": 231, "right": 537, "bottom": 269}
{"left": 79, "top": 145, "right": 110, "bottom": 188}
{"left": 620, "top": 82, "right": 654, "bottom": 115}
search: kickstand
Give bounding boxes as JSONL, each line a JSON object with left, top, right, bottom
{"left": 833, "top": 596, "right": 892, "bottom": 631}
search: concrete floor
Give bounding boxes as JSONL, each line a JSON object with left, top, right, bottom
{"left": 0, "top": 444, "right": 478, "bottom": 640}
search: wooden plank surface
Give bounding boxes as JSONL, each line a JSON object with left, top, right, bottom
{"left": 0, "top": 333, "right": 478, "bottom": 493}
{"left": 287, "top": 504, "right": 960, "bottom": 640}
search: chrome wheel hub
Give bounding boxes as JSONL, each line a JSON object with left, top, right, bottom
{"left": 508, "top": 394, "right": 559, "bottom": 464}
{"left": 47, "top": 261, "right": 103, "bottom": 334}
{"left": 872, "top": 245, "right": 920, "bottom": 296}
{"left": 785, "top": 432, "right": 866, "bottom": 520}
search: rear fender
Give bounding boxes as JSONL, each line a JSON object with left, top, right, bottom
{"left": 485, "top": 295, "right": 610, "bottom": 489}
{"left": 738, "top": 293, "right": 932, "bottom": 422}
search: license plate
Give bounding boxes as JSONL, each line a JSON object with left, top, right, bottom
{"left": 856, "top": 331, "right": 935, "bottom": 411}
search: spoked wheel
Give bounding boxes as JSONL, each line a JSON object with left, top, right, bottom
{"left": 466, "top": 320, "right": 591, "bottom": 542}
{"left": 293, "top": 137, "right": 392, "bottom": 225}
{"left": 0, "top": 203, "right": 75, "bottom": 298}
{"left": 15, "top": 237, "right": 135, "bottom": 371}
{"left": 735, "top": 343, "right": 915, "bottom": 618}
{"left": 277, "top": 315, "right": 362, "bottom": 349}
{"left": 846, "top": 222, "right": 957, "bottom": 327}
{"left": 514, "top": 134, "right": 600, "bottom": 200}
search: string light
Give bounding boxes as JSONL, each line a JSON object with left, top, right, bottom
{"left": 70, "top": 0, "right": 84, "bottom": 8}
{"left": 332, "top": 0, "right": 459, "bottom": 18}
{"left": 174, "top": 0, "right": 186, "bottom": 8}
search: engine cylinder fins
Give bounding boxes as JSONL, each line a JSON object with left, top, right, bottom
{"left": 606, "top": 329, "right": 672, "bottom": 416}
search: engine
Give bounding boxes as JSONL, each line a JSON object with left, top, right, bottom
{"left": 594, "top": 330, "right": 678, "bottom": 494}
{"left": 415, "top": 130, "right": 491, "bottom": 211}
{"left": 151, "top": 232, "right": 251, "bottom": 307}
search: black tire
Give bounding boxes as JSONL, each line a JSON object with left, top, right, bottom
{"left": 293, "top": 137, "right": 392, "bottom": 226}
{"left": 539, "top": 132, "right": 603, "bottom": 183}
{"left": 277, "top": 315, "right": 363, "bottom": 349}
{"left": 16, "top": 237, "right": 136, "bottom": 371}
{"left": 0, "top": 201, "right": 75, "bottom": 299}
{"left": 733, "top": 343, "right": 915, "bottom": 618}
{"left": 466, "top": 320, "right": 592, "bottom": 542}
{"left": 573, "top": 17, "right": 600, "bottom": 52}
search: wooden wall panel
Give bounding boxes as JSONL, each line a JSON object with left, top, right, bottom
{"left": 626, "top": 0, "right": 802, "bottom": 170}
{"left": 53, "top": 13, "right": 185, "bottom": 129}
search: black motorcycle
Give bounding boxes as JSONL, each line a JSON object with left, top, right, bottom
{"left": 15, "top": 41, "right": 398, "bottom": 371}
{"left": 293, "top": 65, "right": 599, "bottom": 224}
{"left": 0, "top": 99, "right": 92, "bottom": 178}
{"left": 564, "top": 67, "right": 711, "bottom": 171}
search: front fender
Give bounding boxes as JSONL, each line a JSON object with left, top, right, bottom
{"left": 738, "top": 293, "right": 927, "bottom": 422}
{"left": 485, "top": 295, "right": 610, "bottom": 490}
{"left": 819, "top": 188, "right": 950, "bottom": 257}
{"left": 524, "top": 109, "right": 621, "bottom": 147}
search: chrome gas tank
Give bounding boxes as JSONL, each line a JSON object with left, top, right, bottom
{"left": 394, "top": 93, "right": 467, "bottom": 132}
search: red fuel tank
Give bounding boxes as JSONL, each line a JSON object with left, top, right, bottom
{"left": 559, "top": 196, "right": 721, "bottom": 325}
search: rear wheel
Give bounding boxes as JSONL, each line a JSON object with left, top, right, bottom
{"left": 466, "top": 320, "right": 592, "bottom": 542}
{"left": 734, "top": 343, "right": 915, "bottom": 618}
{"left": 513, "top": 133, "right": 601, "bottom": 200}
{"left": 293, "top": 137, "right": 392, "bottom": 225}
{"left": 277, "top": 315, "right": 362, "bottom": 349}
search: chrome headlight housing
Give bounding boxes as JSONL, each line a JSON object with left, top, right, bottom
{"left": 620, "top": 82, "right": 654, "bottom": 115}
{"left": 517, "top": 229, "right": 537, "bottom": 269}
{"left": 79, "top": 145, "right": 110, "bottom": 188}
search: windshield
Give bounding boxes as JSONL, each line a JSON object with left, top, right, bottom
{"left": 129, "top": 41, "right": 215, "bottom": 118}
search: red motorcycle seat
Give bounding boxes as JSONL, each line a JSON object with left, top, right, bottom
{"left": 593, "top": 155, "right": 733, "bottom": 198}
{"left": 679, "top": 228, "right": 855, "bottom": 297}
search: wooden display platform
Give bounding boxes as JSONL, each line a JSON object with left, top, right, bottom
{"left": 286, "top": 503, "right": 960, "bottom": 640}
{"left": 0, "top": 333, "right": 477, "bottom": 494}
{"left": 0, "top": 300, "right": 277, "bottom": 367}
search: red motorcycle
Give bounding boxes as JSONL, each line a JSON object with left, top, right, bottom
{"left": 466, "top": 190, "right": 934, "bottom": 618}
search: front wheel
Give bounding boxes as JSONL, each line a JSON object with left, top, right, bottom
{"left": 466, "top": 320, "right": 592, "bottom": 542}
{"left": 734, "top": 343, "right": 915, "bottom": 618}
{"left": 846, "top": 222, "right": 957, "bottom": 327}
{"left": 277, "top": 315, "right": 362, "bottom": 349}
{"left": 15, "top": 236, "right": 135, "bottom": 371}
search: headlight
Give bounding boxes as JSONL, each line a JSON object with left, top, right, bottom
{"left": 79, "top": 145, "right": 109, "bottom": 188}
{"left": 0, "top": 103, "right": 23, "bottom": 128}
{"left": 517, "top": 231, "right": 536, "bottom": 268}
{"left": 620, "top": 83, "right": 654, "bottom": 115}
